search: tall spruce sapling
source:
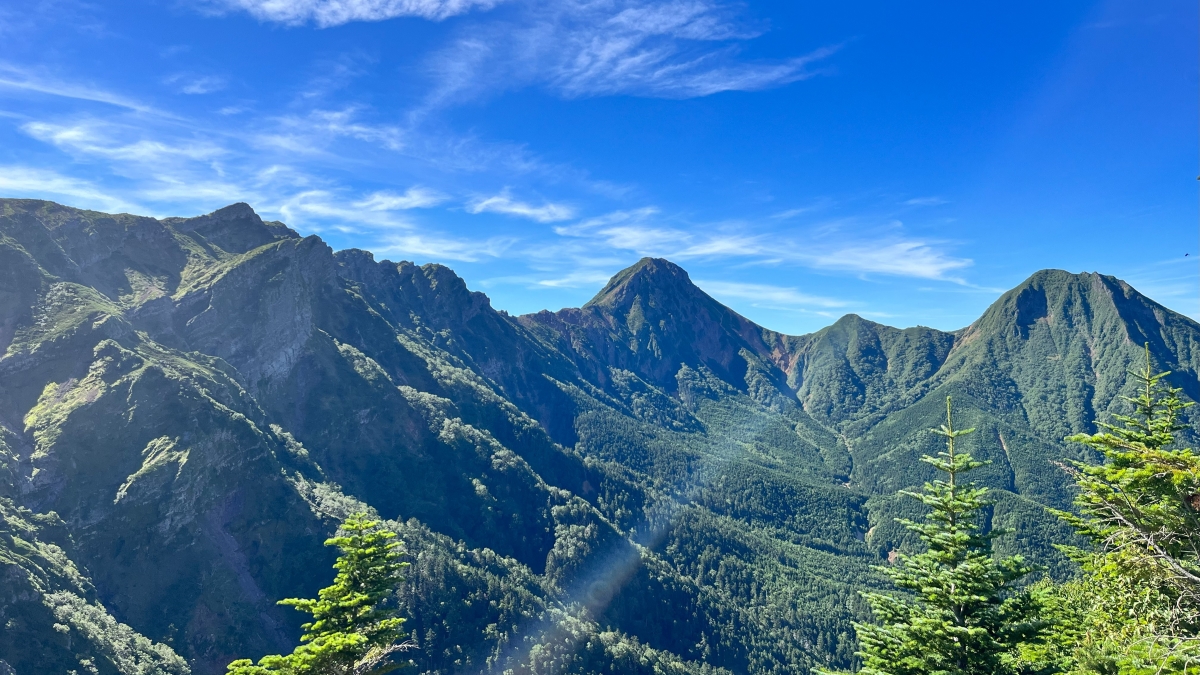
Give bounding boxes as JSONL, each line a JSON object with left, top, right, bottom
{"left": 1051, "top": 345, "right": 1200, "bottom": 670}
{"left": 226, "top": 512, "right": 413, "bottom": 675}
{"left": 829, "top": 397, "right": 1049, "bottom": 675}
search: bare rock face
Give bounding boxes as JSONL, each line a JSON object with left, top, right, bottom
{"left": 3, "top": 198, "right": 1199, "bottom": 675}
{"left": 163, "top": 236, "right": 334, "bottom": 393}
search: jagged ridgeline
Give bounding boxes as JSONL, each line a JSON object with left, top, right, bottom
{"left": 1, "top": 198, "right": 1198, "bottom": 675}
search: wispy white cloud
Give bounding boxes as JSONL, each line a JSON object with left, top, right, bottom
{"left": 138, "top": 177, "right": 262, "bottom": 207}
{"left": 355, "top": 186, "right": 448, "bottom": 210}
{"left": 551, "top": 207, "right": 972, "bottom": 282}
{"left": 695, "top": 279, "right": 848, "bottom": 309}
{"left": 160, "top": 45, "right": 192, "bottom": 58}
{"left": 0, "top": 1, "right": 107, "bottom": 41}
{"left": 375, "top": 231, "right": 515, "bottom": 261}
{"left": 468, "top": 190, "right": 575, "bottom": 222}
{"left": 555, "top": 207, "right": 767, "bottom": 261}
{"left": 269, "top": 185, "right": 519, "bottom": 260}
{"left": 533, "top": 269, "right": 617, "bottom": 288}
{"left": 165, "top": 73, "right": 227, "bottom": 95}
{"left": 770, "top": 200, "right": 832, "bottom": 220}
{"left": 256, "top": 108, "right": 406, "bottom": 153}
{"left": 296, "top": 51, "right": 376, "bottom": 100}
{"left": 23, "top": 120, "right": 226, "bottom": 163}
{"left": 567, "top": 47, "right": 837, "bottom": 99}
{"left": 279, "top": 189, "right": 415, "bottom": 229}
{"left": 676, "top": 233, "right": 765, "bottom": 257}
{"left": 556, "top": 207, "right": 660, "bottom": 233}
{"left": 0, "top": 165, "right": 134, "bottom": 212}
{"left": 904, "top": 196, "right": 947, "bottom": 206}
{"left": 480, "top": 268, "right": 618, "bottom": 289}
{"left": 806, "top": 240, "right": 971, "bottom": 281}
{"left": 0, "top": 63, "right": 162, "bottom": 114}
{"left": 420, "top": 0, "right": 840, "bottom": 107}
{"left": 543, "top": 2, "right": 838, "bottom": 99}
{"left": 205, "top": 0, "right": 504, "bottom": 27}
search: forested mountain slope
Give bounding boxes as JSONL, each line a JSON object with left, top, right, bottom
{"left": 0, "top": 199, "right": 1196, "bottom": 675}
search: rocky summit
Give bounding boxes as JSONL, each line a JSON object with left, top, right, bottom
{"left": 2, "top": 199, "right": 1199, "bottom": 675}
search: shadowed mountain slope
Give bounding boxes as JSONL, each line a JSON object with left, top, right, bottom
{"left": 2, "top": 199, "right": 1197, "bottom": 675}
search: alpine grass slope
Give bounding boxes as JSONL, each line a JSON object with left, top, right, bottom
{"left": 1, "top": 199, "right": 1198, "bottom": 674}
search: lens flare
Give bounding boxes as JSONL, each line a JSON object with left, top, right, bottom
{"left": 492, "top": 403, "right": 773, "bottom": 673}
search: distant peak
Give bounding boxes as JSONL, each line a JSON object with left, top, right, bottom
{"left": 167, "top": 202, "right": 262, "bottom": 230}
{"left": 831, "top": 313, "right": 869, "bottom": 326}
{"left": 208, "top": 202, "right": 260, "bottom": 220}
{"left": 965, "top": 267, "right": 1171, "bottom": 340}
{"left": 585, "top": 258, "right": 695, "bottom": 308}
{"left": 1020, "top": 268, "right": 1096, "bottom": 285}
{"left": 165, "top": 202, "right": 298, "bottom": 254}
{"left": 1005, "top": 269, "right": 1128, "bottom": 304}
{"left": 631, "top": 257, "right": 683, "bottom": 271}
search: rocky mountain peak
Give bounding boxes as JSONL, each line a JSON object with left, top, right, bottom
{"left": 526, "top": 257, "right": 782, "bottom": 392}
{"left": 166, "top": 202, "right": 258, "bottom": 230}
{"left": 584, "top": 257, "right": 702, "bottom": 310}
{"left": 209, "top": 202, "right": 258, "bottom": 220}
{"left": 966, "top": 268, "right": 1159, "bottom": 340}
{"left": 164, "top": 202, "right": 297, "bottom": 255}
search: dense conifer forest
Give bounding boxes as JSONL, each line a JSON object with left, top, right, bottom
{"left": 2, "top": 199, "right": 1199, "bottom": 674}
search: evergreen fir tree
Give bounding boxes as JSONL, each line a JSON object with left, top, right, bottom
{"left": 1050, "top": 345, "right": 1200, "bottom": 671}
{"left": 227, "top": 512, "right": 412, "bottom": 675}
{"left": 836, "top": 397, "right": 1049, "bottom": 675}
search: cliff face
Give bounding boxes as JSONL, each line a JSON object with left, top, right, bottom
{"left": 2, "top": 199, "right": 1197, "bottom": 675}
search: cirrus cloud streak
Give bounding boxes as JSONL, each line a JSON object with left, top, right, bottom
{"left": 551, "top": 207, "right": 972, "bottom": 282}
{"left": 468, "top": 191, "right": 575, "bottom": 222}
{"left": 418, "top": 0, "right": 842, "bottom": 108}
{"left": 202, "top": 0, "right": 504, "bottom": 27}
{"left": 696, "top": 279, "right": 849, "bottom": 310}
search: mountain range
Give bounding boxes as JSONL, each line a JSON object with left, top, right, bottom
{"left": 2, "top": 198, "right": 1198, "bottom": 675}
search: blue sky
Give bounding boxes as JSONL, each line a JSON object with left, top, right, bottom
{"left": 0, "top": 0, "right": 1194, "bottom": 334}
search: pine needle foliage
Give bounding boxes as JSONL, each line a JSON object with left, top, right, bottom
{"left": 1050, "top": 345, "right": 1200, "bottom": 672}
{"left": 227, "top": 512, "right": 412, "bottom": 675}
{"left": 830, "top": 397, "right": 1049, "bottom": 675}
